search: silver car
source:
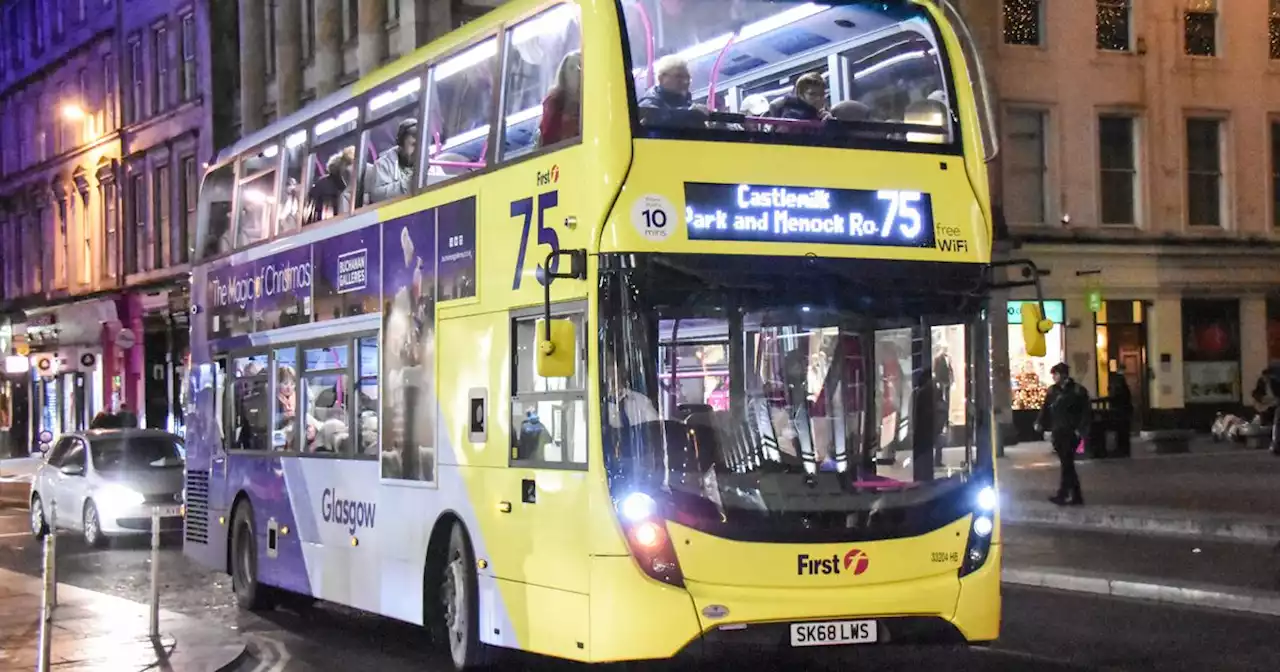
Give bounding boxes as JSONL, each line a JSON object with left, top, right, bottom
{"left": 29, "top": 429, "right": 186, "bottom": 547}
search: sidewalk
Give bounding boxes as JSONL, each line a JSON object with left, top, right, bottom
{"left": 999, "top": 435, "right": 1280, "bottom": 541}
{"left": 997, "top": 435, "right": 1280, "bottom": 617}
{"left": 0, "top": 567, "right": 247, "bottom": 671}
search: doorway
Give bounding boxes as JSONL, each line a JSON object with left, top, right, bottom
{"left": 1094, "top": 300, "right": 1149, "bottom": 429}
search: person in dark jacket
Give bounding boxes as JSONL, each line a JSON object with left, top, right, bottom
{"left": 1251, "top": 364, "right": 1280, "bottom": 455}
{"left": 1035, "top": 363, "right": 1091, "bottom": 505}
{"left": 1108, "top": 370, "right": 1133, "bottom": 457}
{"left": 768, "top": 72, "right": 829, "bottom": 122}
{"left": 637, "top": 55, "right": 707, "bottom": 128}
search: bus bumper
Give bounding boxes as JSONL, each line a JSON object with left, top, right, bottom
{"left": 588, "top": 545, "right": 1000, "bottom": 663}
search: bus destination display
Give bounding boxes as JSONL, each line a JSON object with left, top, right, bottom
{"left": 684, "top": 182, "right": 936, "bottom": 248}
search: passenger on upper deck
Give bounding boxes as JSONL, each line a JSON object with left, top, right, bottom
{"left": 304, "top": 147, "right": 355, "bottom": 224}
{"left": 768, "top": 72, "right": 830, "bottom": 122}
{"left": 637, "top": 55, "right": 707, "bottom": 128}
{"left": 365, "top": 119, "right": 418, "bottom": 204}
{"left": 537, "top": 50, "right": 583, "bottom": 148}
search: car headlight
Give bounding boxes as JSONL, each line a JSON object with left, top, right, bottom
{"left": 97, "top": 484, "right": 145, "bottom": 509}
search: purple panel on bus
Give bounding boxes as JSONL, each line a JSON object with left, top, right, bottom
{"left": 207, "top": 247, "right": 314, "bottom": 338}
{"left": 437, "top": 196, "right": 477, "bottom": 302}
{"left": 313, "top": 224, "right": 382, "bottom": 321}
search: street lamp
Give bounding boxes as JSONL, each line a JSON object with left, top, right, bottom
{"left": 61, "top": 103, "right": 87, "bottom": 122}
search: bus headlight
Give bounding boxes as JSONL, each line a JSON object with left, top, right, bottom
{"left": 976, "top": 486, "right": 997, "bottom": 512}
{"left": 973, "top": 515, "right": 993, "bottom": 537}
{"left": 614, "top": 491, "right": 684, "bottom": 588}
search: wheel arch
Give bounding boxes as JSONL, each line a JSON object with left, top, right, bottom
{"left": 226, "top": 489, "right": 253, "bottom": 575}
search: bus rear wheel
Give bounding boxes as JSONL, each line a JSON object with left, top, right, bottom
{"left": 231, "top": 504, "right": 276, "bottom": 612}
{"left": 432, "top": 523, "right": 495, "bottom": 670}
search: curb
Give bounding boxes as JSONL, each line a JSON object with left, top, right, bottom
{"left": 215, "top": 644, "right": 254, "bottom": 672}
{"left": 0, "top": 479, "right": 27, "bottom": 507}
{"left": 1004, "top": 501, "right": 1280, "bottom": 545}
{"left": 1003, "top": 565, "right": 1280, "bottom": 618}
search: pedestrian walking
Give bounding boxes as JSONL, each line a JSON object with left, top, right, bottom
{"left": 1035, "top": 362, "right": 1091, "bottom": 506}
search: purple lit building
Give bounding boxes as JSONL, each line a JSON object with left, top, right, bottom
{"left": 0, "top": 0, "right": 213, "bottom": 455}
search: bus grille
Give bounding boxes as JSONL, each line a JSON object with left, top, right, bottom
{"left": 184, "top": 471, "right": 210, "bottom": 544}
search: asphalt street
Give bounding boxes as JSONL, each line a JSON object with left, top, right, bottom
{"left": 2, "top": 506, "right": 1278, "bottom": 671}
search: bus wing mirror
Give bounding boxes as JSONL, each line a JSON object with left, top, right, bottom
{"left": 1020, "top": 303, "right": 1054, "bottom": 358}
{"left": 536, "top": 318, "right": 577, "bottom": 378}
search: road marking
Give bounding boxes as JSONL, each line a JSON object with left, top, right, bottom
{"left": 0, "top": 531, "right": 31, "bottom": 538}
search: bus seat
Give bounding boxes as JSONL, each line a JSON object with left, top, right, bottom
{"left": 830, "top": 101, "right": 871, "bottom": 122}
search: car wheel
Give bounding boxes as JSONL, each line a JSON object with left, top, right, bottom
{"left": 82, "top": 501, "right": 107, "bottom": 548}
{"left": 29, "top": 494, "right": 48, "bottom": 538}
{"left": 433, "top": 523, "right": 496, "bottom": 670}
{"left": 230, "top": 503, "right": 276, "bottom": 611}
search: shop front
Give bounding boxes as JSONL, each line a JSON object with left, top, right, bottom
{"left": 1007, "top": 299, "right": 1066, "bottom": 442}
{"left": 23, "top": 299, "right": 117, "bottom": 445}
{"left": 139, "top": 288, "right": 191, "bottom": 436}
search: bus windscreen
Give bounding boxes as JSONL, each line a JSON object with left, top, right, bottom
{"left": 596, "top": 253, "right": 989, "bottom": 543}
{"left": 621, "top": 0, "right": 955, "bottom": 147}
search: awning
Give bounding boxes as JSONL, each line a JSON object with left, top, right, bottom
{"left": 21, "top": 298, "right": 120, "bottom": 347}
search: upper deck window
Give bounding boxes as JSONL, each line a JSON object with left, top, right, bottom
{"left": 304, "top": 107, "right": 360, "bottom": 225}
{"left": 235, "top": 145, "right": 281, "bottom": 248}
{"left": 358, "top": 77, "right": 423, "bottom": 209}
{"left": 500, "top": 4, "right": 583, "bottom": 160}
{"left": 620, "top": 0, "right": 955, "bottom": 149}
{"left": 425, "top": 38, "right": 498, "bottom": 185}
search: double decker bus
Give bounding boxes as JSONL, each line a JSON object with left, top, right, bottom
{"left": 182, "top": 0, "right": 1055, "bottom": 667}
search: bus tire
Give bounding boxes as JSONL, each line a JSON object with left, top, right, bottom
{"left": 230, "top": 503, "right": 276, "bottom": 612}
{"left": 432, "top": 522, "right": 495, "bottom": 670}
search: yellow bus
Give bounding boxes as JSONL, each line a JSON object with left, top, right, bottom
{"left": 183, "top": 0, "right": 1055, "bottom": 668}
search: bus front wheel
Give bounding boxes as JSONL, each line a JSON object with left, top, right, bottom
{"left": 432, "top": 523, "right": 495, "bottom": 670}
{"left": 231, "top": 504, "right": 276, "bottom": 612}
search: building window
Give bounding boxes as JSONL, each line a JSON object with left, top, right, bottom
{"left": 55, "top": 198, "right": 69, "bottom": 288}
{"left": 389, "top": 0, "right": 400, "bottom": 23}
{"left": 5, "top": 5, "right": 20, "bottom": 67}
{"left": 0, "top": 9, "right": 9, "bottom": 74}
{"left": 1186, "top": 118, "right": 1222, "bottom": 228}
{"left": 302, "top": 0, "right": 315, "bottom": 61}
{"left": 127, "top": 35, "right": 144, "bottom": 123}
{"left": 154, "top": 164, "right": 170, "bottom": 270}
{"left": 128, "top": 173, "right": 145, "bottom": 274}
{"left": 265, "top": 1, "right": 277, "bottom": 78}
{"left": 177, "top": 156, "right": 196, "bottom": 264}
{"left": 1096, "top": 0, "right": 1130, "bottom": 51}
{"left": 1271, "top": 1, "right": 1280, "bottom": 60}
{"left": 1099, "top": 116, "right": 1137, "bottom": 226}
{"left": 1272, "top": 122, "right": 1280, "bottom": 229}
{"left": 54, "top": 0, "right": 65, "bottom": 40}
{"left": 102, "top": 54, "right": 116, "bottom": 131}
{"left": 343, "top": 0, "right": 357, "bottom": 44}
{"left": 180, "top": 13, "right": 197, "bottom": 101}
{"left": 1181, "top": 299, "right": 1240, "bottom": 405}
{"left": 1004, "top": 109, "right": 1048, "bottom": 225}
{"left": 102, "top": 179, "right": 118, "bottom": 282}
{"left": 153, "top": 25, "right": 170, "bottom": 114}
{"left": 33, "top": 0, "right": 46, "bottom": 53}
{"left": 77, "top": 67, "right": 89, "bottom": 138}
{"left": 1002, "top": 0, "right": 1041, "bottom": 46}
{"left": 1184, "top": 2, "right": 1217, "bottom": 57}
{"left": 79, "top": 189, "right": 91, "bottom": 285}
{"left": 75, "top": 0, "right": 87, "bottom": 24}
{"left": 29, "top": 209, "right": 45, "bottom": 293}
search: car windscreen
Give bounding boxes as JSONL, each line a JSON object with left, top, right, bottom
{"left": 90, "top": 437, "right": 186, "bottom": 472}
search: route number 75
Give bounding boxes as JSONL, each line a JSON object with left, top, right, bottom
{"left": 511, "top": 190, "right": 560, "bottom": 290}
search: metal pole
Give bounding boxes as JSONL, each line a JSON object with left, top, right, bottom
{"left": 37, "top": 503, "right": 57, "bottom": 672}
{"left": 149, "top": 506, "right": 160, "bottom": 639}
{"left": 49, "top": 500, "right": 57, "bottom": 607}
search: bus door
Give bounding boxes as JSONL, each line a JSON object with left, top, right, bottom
{"left": 501, "top": 305, "right": 592, "bottom": 599}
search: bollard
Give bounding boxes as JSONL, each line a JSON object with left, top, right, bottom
{"left": 37, "top": 502, "right": 57, "bottom": 672}
{"left": 149, "top": 506, "right": 161, "bottom": 639}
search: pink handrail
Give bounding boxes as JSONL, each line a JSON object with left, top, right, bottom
{"left": 706, "top": 32, "right": 738, "bottom": 112}
{"left": 631, "top": 1, "right": 657, "bottom": 88}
